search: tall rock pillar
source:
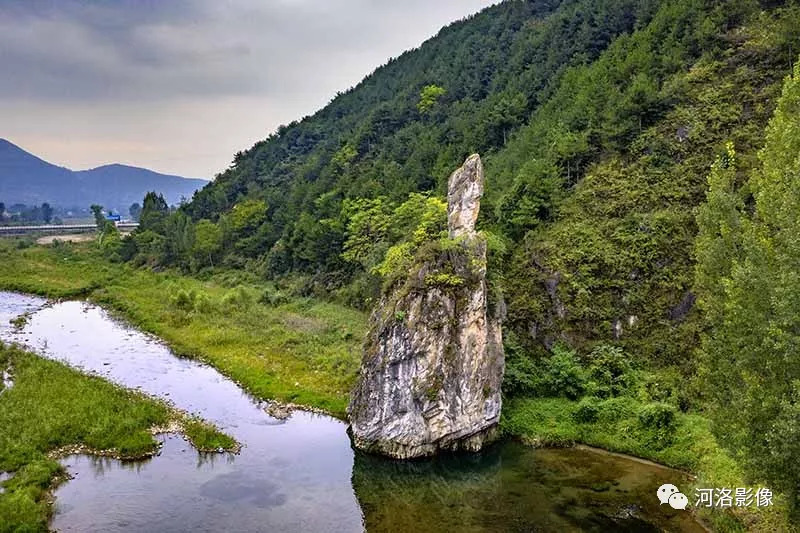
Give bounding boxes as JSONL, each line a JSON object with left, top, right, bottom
{"left": 347, "top": 154, "right": 504, "bottom": 459}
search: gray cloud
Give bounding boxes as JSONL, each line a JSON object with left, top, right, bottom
{"left": 0, "top": 0, "right": 495, "bottom": 177}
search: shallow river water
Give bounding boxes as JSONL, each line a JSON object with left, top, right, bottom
{"left": 0, "top": 291, "right": 704, "bottom": 532}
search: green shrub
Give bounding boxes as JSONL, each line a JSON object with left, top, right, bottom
{"left": 638, "top": 402, "right": 677, "bottom": 448}
{"left": 15, "top": 238, "right": 34, "bottom": 250}
{"left": 373, "top": 241, "right": 414, "bottom": 283}
{"left": 171, "top": 288, "right": 196, "bottom": 312}
{"left": 573, "top": 397, "right": 601, "bottom": 423}
{"left": 638, "top": 402, "right": 676, "bottom": 429}
{"left": 502, "top": 355, "right": 540, "bottom": 397}
{"left": 539, "top": 345, "right": 587, "bottom": 400}
{"left": 221, "top": 287, "right": 253, "bottom": 309}
{"left": 585, "top": 344, "right": 637, "bottom": 398}
{"left": 641, "top": 367, "right": 690, "bottom": 411}
{"left": 194, "top": 293, "right": 216, "bottom": 314}
{"left": 259, "top": 287, "right": 289, "bottom": 307}
{"left": 595, "top": 396, "right": 637, "bottom": 423}
{"left": 424, "top": 272, "right": 465, "bottom": 288}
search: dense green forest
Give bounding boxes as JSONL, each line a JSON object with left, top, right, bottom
{"left": 92, "top": 0, "right": 800, "bottom": 514}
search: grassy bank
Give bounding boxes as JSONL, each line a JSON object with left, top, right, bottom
{"left": 0, "top": 240, "right": 366, "bottom": 417}
{"left": 0, "top": 343, "right": 235, "bottom": 532}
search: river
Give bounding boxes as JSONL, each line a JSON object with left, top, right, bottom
{"left": 0, "top": 291, "right": 704, "bottom": 532}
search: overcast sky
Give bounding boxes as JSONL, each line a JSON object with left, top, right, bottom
{"left": 1, "top": 0, "right": 495, "bottom": 179}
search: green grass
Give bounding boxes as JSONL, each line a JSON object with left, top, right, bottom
{"left": 502, "top": 398, "right": 795, "bottom": 532}
{"left": 0, "top": 240, "right": 118, "bottom": 299}
{"left": 0, "top": 343, "right": 234, "bottom": 532}
{"left": 0, "top": 241, "right": 367, "bottom": 417}
{"left": 182, "top": 418, "right": 237, "bottom": 451}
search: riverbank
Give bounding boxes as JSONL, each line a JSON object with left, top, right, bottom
{"left": 0, "top": 342, "right": 236, "bottom": 532}
{"left": 0, "top": 240, "right": 366, "bottom": 417}
{"left": 0, "top": 240, "right": 794, "bottom": 531}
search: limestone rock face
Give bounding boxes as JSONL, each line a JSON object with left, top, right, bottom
{"left": 348, "top": 154, "right": 504, "bottom": 459}
{"left": 447, "top": 153, "right": 484, "bottom": 238}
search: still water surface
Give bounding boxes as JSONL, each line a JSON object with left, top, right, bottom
{"left": 0, "top": 291, "right": 704, "bottom": 532}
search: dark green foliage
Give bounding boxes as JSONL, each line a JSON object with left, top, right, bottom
{"left": 585, "top": 344, "right": 637, "bottom": 398}
{"left": 129, "top": 202, "right": 142, "bottom": 221}
{"left": 76, "top": 2, "right": 800, "bottom": 517}
{"left": 90, "top": 204, "right": 104, "bottom": 229}
{"left": 573, "top": 397, "right": 601, "bottom": 423}
{"left": 139, "top": 191, "right": 169, "bottom": 234}
{"left": 164, "top": 0, "right": 795, "bottom": 379}
{"left": 128, "top": 4, "right": 797, "bottom": 375}
{"left": 536, "top": 345, "right": 587, "bottom": 400}
{"left": 184, "top": 0, "right": 662, "bottom": 274}
{"left": 40, "top": 203, "right": 52, "bottom": 224}
{"left": 695, "top": 58, "right": 800, "bottom": 506}
{"left": 501, "top": 331, "right": 541, "bottom": 396}
{"left": 637, "top": 402, "right": 677, "bottom": 448}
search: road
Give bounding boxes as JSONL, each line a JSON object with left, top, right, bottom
{"left": 0, "top": 223, "right": 139, "bottom": 236}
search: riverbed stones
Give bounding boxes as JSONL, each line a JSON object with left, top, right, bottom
{"left": 348, "top": 154, "right": 504, "bottom": 459}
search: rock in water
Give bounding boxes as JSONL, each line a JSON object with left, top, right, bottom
{"left": 348, "top": 154, "right": 504, "bottom": 459}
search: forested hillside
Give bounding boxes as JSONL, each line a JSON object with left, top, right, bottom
{"left": 105, "top": 0, "right": 800, "bottom": 517}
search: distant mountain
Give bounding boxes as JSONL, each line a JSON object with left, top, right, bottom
{"left": 0, "top": 139, "right": 208, "bottom": 211}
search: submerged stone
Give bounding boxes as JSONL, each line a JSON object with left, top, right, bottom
{"left": 347, "top": 154, "right": 504, "bottom": 459}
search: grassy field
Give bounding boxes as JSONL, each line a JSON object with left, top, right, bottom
{"left": 0, "top": 343, "right": 235, "bottom": 532}
{"left": 0, "top": 240, "right": 366, "bottom": 417}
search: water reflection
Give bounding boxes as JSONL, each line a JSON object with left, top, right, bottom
{"left": 352, "top": 442, "right": 704, "bottom": 532}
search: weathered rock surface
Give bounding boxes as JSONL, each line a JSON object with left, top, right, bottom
{"left": 348, "top": 154, "right": 504, "bottom": 459}
{"left": 447, "top": 154, "right": 484, "bottom": 238}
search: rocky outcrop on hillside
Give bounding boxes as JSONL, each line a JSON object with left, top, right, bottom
{"left": 347, "top": 154, "right": 504, "bottom": 459}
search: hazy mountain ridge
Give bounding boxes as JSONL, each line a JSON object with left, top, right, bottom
{"left": 0, "top": 139, "right": 208, "bottom": 211}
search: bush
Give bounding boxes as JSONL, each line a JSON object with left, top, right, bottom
{"left": 259, "top": 287, "right": 289, "bottom": 307}
{"left": 573, "top": 397, "right": 601, "bottom": 423}
{"left": 641, "top": 367, "right": 690, "bottom": 411}
{"left": 170, "top": 288, "right": 197, "bottom": 312}
{"left": 502, "top": 341, "right": 588, "bottom": 399}
{"left": 595, "top": 396, "right": 637, "bottom": 423}
{"left": 539, "top": 345, "right": 587, "bottom": 400}
{"left": 585, "top": 344, "right": 638, "bottom": 398}
{"left": 637, "top": 402, "right": 677, "bottom": 448}
{"left": 194, "top": 293, "right": 216, "bottom": 314}
{"left": 638, "top": 402, "right": 676, "bottom": 430}
{"left": 502, "top": 332, "right": 541, "bottom": 396}
{"left": 424, "top": 272, "right": 465, "bottom": 288}
{"left": 221, "top": 287, "right": 253, "bottom": 309}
